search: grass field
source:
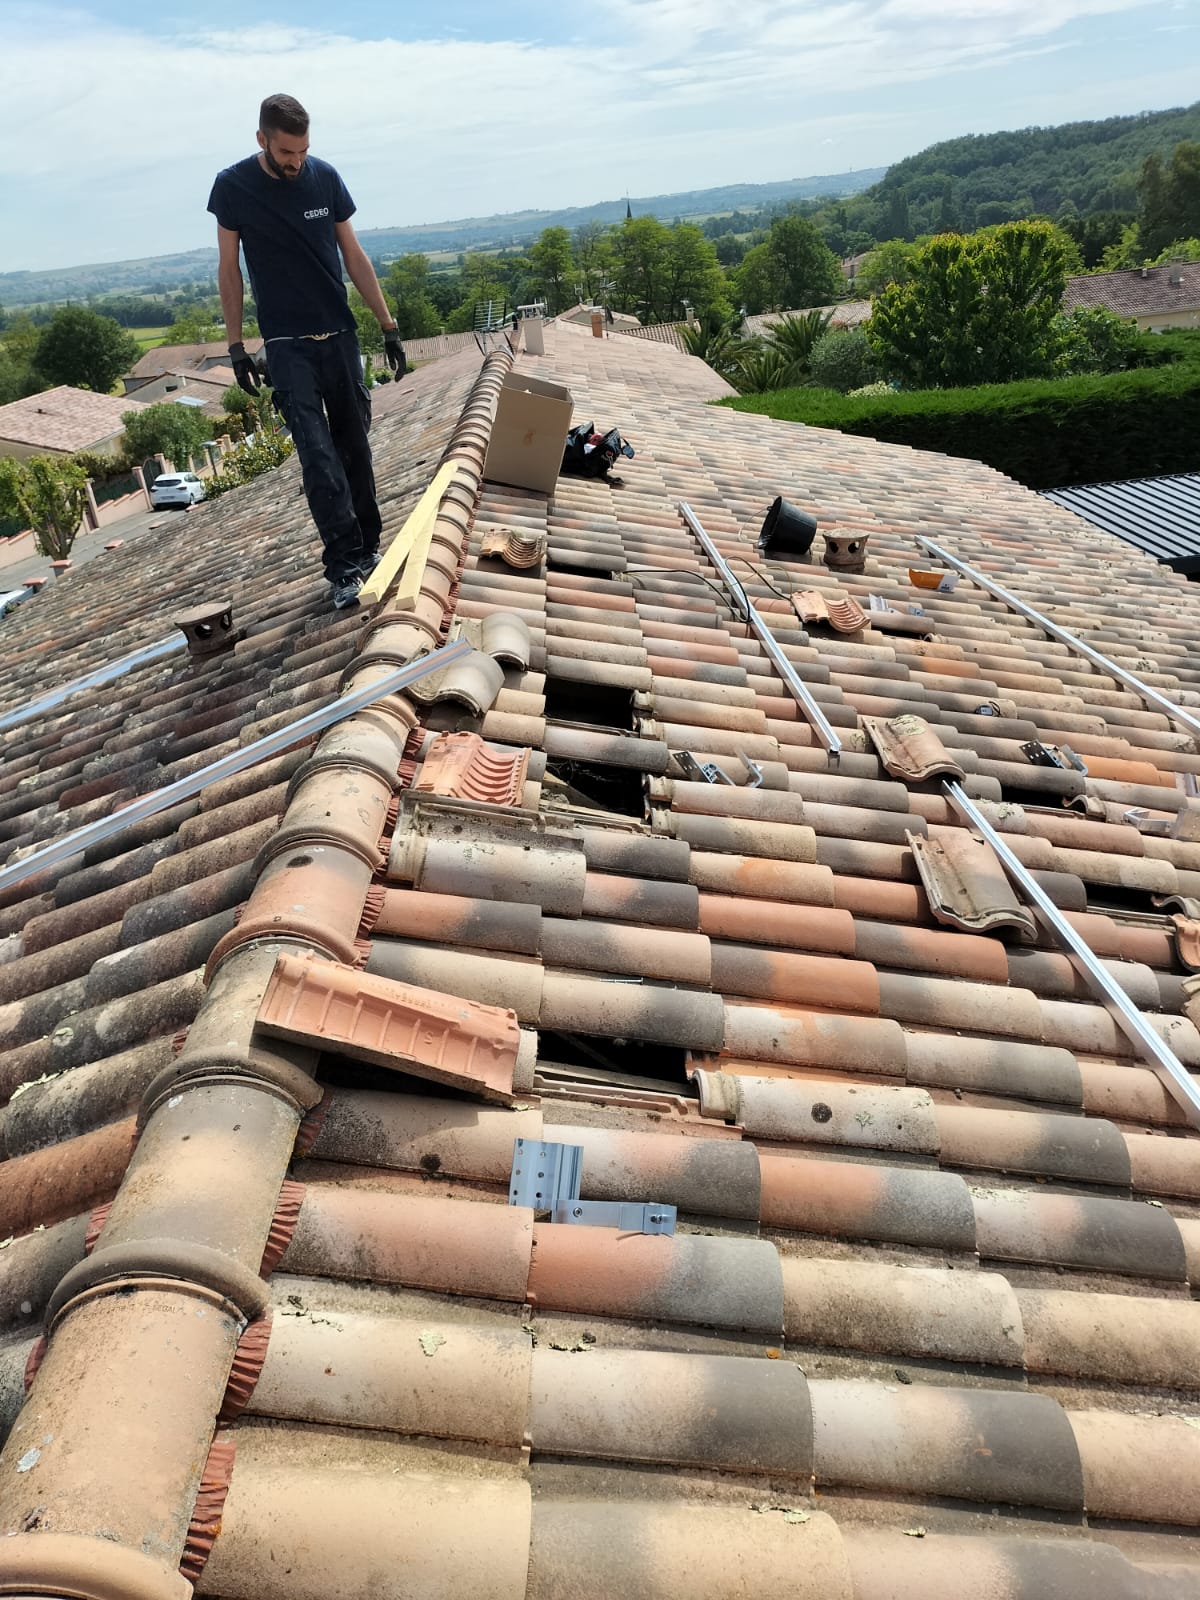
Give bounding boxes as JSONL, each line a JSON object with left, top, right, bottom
{"left": 130, "top": 326, "right": 168, "bottom": 351}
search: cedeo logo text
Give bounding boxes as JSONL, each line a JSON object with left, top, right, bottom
{"left": 304, "top": 207, "right": 330, "bottom": 219}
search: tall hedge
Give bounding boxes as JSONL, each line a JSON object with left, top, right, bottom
{"left": 721, "top": 331, "right": 1200, "bottom": 490}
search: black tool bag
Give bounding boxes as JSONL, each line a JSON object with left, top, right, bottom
{"left": 561, "top": 422, "right": 635, "bottom": 479}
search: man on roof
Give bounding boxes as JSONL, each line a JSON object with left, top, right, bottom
{"left": 208, "top": 93, "right": 406, "bottom": 609}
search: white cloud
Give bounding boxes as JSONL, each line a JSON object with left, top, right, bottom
{"left": 0, "top": 0, "right": 1191, "bottom": 269}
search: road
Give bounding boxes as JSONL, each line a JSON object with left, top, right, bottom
{"left": 0, "top": 502, "right": 191, "bottom": 596}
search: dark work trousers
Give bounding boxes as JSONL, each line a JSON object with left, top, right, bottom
{"left": 265, "top": 329, "right": 382, "bottom": 583}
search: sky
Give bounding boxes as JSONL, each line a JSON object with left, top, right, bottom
{"left": 1, "top": 0, "right": 1198, "bottom": 272}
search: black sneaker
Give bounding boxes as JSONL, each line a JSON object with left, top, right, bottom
{"left": 330, "top": 573, "right": 362, "bottom": 609}
{"left": 359, "top": 549, "right": 381, "bottom": 576}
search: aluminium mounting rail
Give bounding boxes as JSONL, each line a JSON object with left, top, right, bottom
{"left": 0, "top": 633, "right": 187, "bottom": 736}
{"left": 916, "top": 535, "right": 1200, "bottom": 743}
{"left": 678, "top": 501, "right": 843, "bottom": 765}
{"left": 945, "top": 780, "right": 1200, "bottom": 1129}
{"left": 0, "top": 639, "right": 471, "bottom": 898}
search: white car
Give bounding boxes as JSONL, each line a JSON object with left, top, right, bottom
{"left": 150, "top": 472, "right": 207, "bottom": 510}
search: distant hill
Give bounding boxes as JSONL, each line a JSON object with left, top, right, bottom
{"left": 357, "top": 169, "right": 887, "bottom": 259}
{"left": 868, "top": 102, "right": 1200, "bottom": 229}
{"left": 0, "top": 168, "right": 884, "bottom": 308}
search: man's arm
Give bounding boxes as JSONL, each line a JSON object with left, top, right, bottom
{"left": 216, "top": 225, "right": 246, "bottom": 346}
{"left": 335, "top": 219, "right": 395, "bottom": 329}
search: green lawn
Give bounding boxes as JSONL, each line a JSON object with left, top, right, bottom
{"left": 131, "top": 327, "right": 168, "bottom": 350}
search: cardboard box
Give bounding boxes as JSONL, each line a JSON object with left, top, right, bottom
{"left": 484, "top": 371, "right": 573, "bottom": 497}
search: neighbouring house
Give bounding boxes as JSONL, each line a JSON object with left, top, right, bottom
{"left": 1062, "top": 263, "right": 1200, "bottom": 331}
{"left": 841, "top": 251, "right": 871, "bottom": 284}
{"left": 1044, "top": 472, "right": 1200, "bottom": 576}
{"left": 742, "top": 299, "right": 873, "bottom": 338}
{"left": 617, "top": 300, "right": 875, "bottom": 356}
{"left": 558, "top": 303, "right": 643, "bottom": 330}
{"left": 123, "top": 338, "right": 264, "bottom": 394}
{"left": 124, "top": 366, "right": 238, "bottom": 417}
{"left": 0, "top": 386, "right": 146, "bottom": 461}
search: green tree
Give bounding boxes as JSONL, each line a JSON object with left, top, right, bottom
{"left": 936, "top": 179, "right": 961, "bottom": 233}
{"left": 882, "top": 187, "right": 911, "bottom": 240}
{"left": 1139, "top": 141, "right": 1200, "bottom": 259}
{"left": 3, "top": 313, "right": 42, "bottom": 373}
{"left": 856, "top": 239, "right": 922, "bottom": 296}
{"left": 868, "top": 222, "right": 1068, "bottom": 387}
{"left": 713, "top": 232, "right": 746, "bottom": 267}
{"left": 161, "top": 309, "right": 218, "bottom": 345}
{"left": 383, "top": 254, "right": 442, "bottom": 338}
{"left": 348, "top": 288, "right": 384, "bottom": 354}
{"left": 809, "top": 328, "right": 878, "bottom": 392}
{"left": 1099, "top": 221, "right": 1145, "bottom": 272}
{"left": 765, "top": 212, "right": 842, "bottom": 309}
{"left": 444, "top": 252, "right": 515, "bottom": 329}
{"left": 34, "top": 306, "right": 139, "bottom": 393}
{"left": 0, "top": 454, "right": 89, "bottom": 558}
{"left": 661, "top": 224, "right": 730, "bottom": 322}
{"left": 611, "top": 216, "right": 672, "bottom": 319}
{"left": 121, "top": 401, "right": 212, "bottom": 468}
{"left": 732, "top": 242, "right": 783, "bottom": 314}
{"left": 528, "top": 227, "right": 576, "bottom": 315}
{"left": 1152, "top": 238, "right": 1200, "bottom": 263}
{"left": 573, "top": 220, "right": 614, "bottom": 302}
{"left": 1069, "top": 210, "right": 1134, "bottom": 270}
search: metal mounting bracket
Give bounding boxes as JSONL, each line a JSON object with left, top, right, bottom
{"left": 509, "top": 1137, "right": 581, "bottom": 1212}
{"left": 673, "top": 750, "right": 734, "bottom": 785}
{"left": 509, "top": 1138, "right": 677, "bottom": 1234}
{"left": 552, "top": 1200, "right": 677, "bottom": 1233}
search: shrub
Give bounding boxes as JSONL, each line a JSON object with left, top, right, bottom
{"left": 222, "top": 384, "right": 254, "bottom": 416}
{"left": 203, "top": 430, "right": 294, "bottom": 501}
{"left": 72, "top": 446, "right": 135, "bottom": 480}
{"left": 122, "top": 402, "right": 212, "bottom": 468}
{"left": 847, "top": 380, "right": 893, "bottom": 398}
{"left": 720, "top": 330, "right": 1200, "bottom": 491}
{"left": 808, "top": 329, "right": 878, "bottom": 393}
{"left": 1052, "top": 306, "right": 1145, "bottom": 376}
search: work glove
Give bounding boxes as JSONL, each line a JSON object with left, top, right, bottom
{"left": 383, "top": 327, "right": 407, "bottom": 379}
{"left": 229, "top": 342, "right": 261, "bottom": 395}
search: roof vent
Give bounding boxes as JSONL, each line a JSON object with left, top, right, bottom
{"left": 172, "top": 599, "right": 239, "bottom": 659}
{"left": 1140, "top": 266, "right": 1150, "bottom": 279}
{"left": 822, "top": 532, "right": 870, "bottom": 574}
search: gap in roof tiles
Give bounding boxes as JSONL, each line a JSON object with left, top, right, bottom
{"left": 539, "top": 1033, "right": 690, "bottom": 1090}
{"left": 542, "top": 680, "right": 635, "bottom": 731}
{"left": 543, "top": 761, "right": 647, "bottom": 819}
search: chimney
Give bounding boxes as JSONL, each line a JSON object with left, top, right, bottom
{"left": 1140, "top": 267, "right": 1150, "bottom": 279}
{"left": 1170, "top": 271, "right": 1185, "bottom": 288}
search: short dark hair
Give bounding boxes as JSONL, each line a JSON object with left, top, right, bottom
{"left": 259, "top": 94, "right": 309, "bottom": 137}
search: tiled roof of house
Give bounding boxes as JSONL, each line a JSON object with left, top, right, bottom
{"left": 1, "top": 322, "right": 1200, "bottom": 1597}
{"left": 1063, "top": 265, "right": 1200, "bottom": 317}
{"left": 1045, "top": 473, "right": 1200, "bottom": 574}
{"left": 615, "top": 301, "right": 875, "bottom": 356}
{"left": 0, "top": 386, "right": 146, "bottom": 452}
{"left": 129, "top": 339, "right": 265, "bottom": 381}
{"left": 743, "top": 300, "right": 873, "bottom": 336}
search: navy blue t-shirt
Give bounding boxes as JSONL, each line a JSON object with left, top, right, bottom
{"left": 207, "top": 154, "right": 356, "bottom": 341}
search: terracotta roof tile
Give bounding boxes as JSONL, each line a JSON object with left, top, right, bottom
{"left": 0, "top": 385, "right": 146, "bottom": 452}
{"left": 5, "top": 314, "right": 1200, "bottom": 1593}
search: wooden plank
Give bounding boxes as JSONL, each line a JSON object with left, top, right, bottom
{"left": 359, "top": 460, "right": 458, "bottom": 606}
